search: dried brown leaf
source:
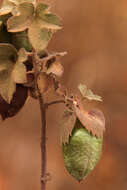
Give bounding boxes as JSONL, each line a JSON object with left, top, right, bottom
{"left": 46, "top": 61, "right": 64, "bottom": 77}
{"left": 73, "top": 97, "right": 105, "bottom": 138}
{"left": 60, "top": 111, "right": 76, "bottom": 144}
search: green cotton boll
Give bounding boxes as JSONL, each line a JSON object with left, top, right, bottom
{"left": 12, "top": 31, "right": 32, "bottom": 51}
{"left": 62, "top": 119, "right": 103, "bottom": 182}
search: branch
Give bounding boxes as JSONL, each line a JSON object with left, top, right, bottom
{"left": 39, "top": 95, "right": 47, "bottom": 189}
{"left": 32, "top": 49, "right": 74, "bottom": 190}
{"left": 32, "top": 50, "right": 47, "bottom": 190}
{"left": 45, "top": 100, "right": 65, "bottom": 108}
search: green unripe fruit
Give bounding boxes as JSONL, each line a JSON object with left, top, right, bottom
{"left": 62, "top": 119, "right": 103, "bottom": 182}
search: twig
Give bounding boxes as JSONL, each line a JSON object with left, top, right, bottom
{"left": 45, "top": 100, "right": 65, "bottom": 108}
{"left": 32, "top": 50, "right": 47, "bottom": 190}
{"left": 39, "top": 51, "right": 67, "bottom": 63}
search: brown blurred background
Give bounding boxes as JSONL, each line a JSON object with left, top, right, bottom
{"left": 0, "top": 0, "right": 127, "bottom": 189}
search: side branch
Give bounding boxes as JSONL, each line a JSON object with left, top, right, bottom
{"left": 45, "top": 100, "right": 65, "bottom": 108}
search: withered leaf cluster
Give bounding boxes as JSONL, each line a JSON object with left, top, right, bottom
{"left": 0, "top": 0, "right": 64, "bottom": 121}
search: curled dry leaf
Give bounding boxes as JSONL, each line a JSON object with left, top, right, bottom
{"left": 37, "top": 72, "right": 53, "bottom": 95}
{"left": 46, "top": 60, "right": 64, "bottom": 77}
{"left": 0, "top": 84, "right": 28, "bottom": 120}
{"left": 42, "top": 52, "right": 66, "bottom": 77}
{"left": 78, "top": 83, "right": 102, "bottom": 102}
{"left": 73, "top": 97, "right": 105, "bottom": 138}
{"left": 60, "top": 110, "right": 76, "bottom": 144}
